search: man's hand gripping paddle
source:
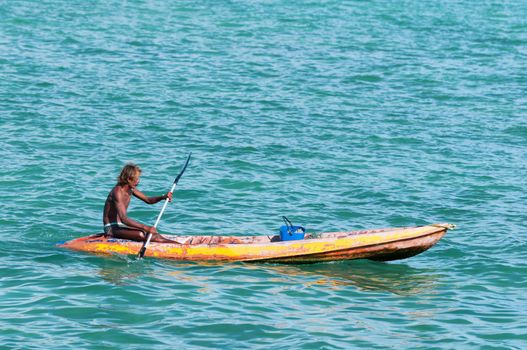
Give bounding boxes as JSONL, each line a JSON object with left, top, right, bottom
{"left": 137, "top": 153, "right": 191, "bottom": 259}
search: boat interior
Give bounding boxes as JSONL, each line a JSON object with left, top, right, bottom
{"left": 160, "top": 226, "right": 406, "bottom": 245}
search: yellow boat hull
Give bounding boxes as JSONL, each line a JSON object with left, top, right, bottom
{"left": 58, "top": 224, "right": 453, "bottom": 263}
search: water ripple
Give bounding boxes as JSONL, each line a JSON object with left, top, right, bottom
{"left": 1, "top": 0, "right": 527, "bottom": 348}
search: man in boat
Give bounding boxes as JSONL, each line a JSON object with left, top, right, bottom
{"left": 103, "top": 163, "right": 178, "bottom": 243}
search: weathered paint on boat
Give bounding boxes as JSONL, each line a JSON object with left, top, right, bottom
{"left": 58, "top": 223, "right": 453, "bottom": 263}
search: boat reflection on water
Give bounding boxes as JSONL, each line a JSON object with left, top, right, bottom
{"left": 95, "top": 255, "right": 151, "bottom": 285}
{"left": 261, "top": 261, "right": 443, "bottom": 296}
{"left": 94, "top": 255, "right": 441, "bottom": 296}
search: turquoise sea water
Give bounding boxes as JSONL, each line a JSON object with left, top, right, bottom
{"left": 1, "top": 0, "right": 526, "bottom": 348}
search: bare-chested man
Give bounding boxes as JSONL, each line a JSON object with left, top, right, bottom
{"left": 103, "top": 163, "right": 178, "bottom": 243}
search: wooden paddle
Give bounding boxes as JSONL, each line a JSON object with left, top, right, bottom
{"left": 137, "top": 153, "right": 192, "bottom": 258}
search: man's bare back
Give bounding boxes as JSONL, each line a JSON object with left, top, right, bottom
{"left": 103, "top": 163, "right": 176, "bottom": 243}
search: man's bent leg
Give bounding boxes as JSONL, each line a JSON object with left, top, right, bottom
{"left": 112, "top": 228, "right": 179, "bottom": 244}
{"left": 111, "top": 228, "right": 147, "bottom": 242}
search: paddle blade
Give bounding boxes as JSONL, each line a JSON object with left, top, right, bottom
{"left": 138, "top": 234, "right": 151, "bottom": 258}
{"left": 173, "top": 152, "right": 191, "bottom": 185}
{"left": 138, "top": 245, "right": 147, "bottom": 258}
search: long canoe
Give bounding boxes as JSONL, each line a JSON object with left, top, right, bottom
{"left": 58, "top": 223, "right": 453, "bottom": 263}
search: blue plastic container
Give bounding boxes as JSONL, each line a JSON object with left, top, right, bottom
{"left": 279, "top": 225, "right": 305, "bottom": 241}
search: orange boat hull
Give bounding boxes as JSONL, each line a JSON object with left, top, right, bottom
{"left": 58, "top": 224, "right": 453, "bottom": 263}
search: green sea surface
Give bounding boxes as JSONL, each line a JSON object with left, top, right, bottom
{"left": 1, "top": 0, "right": 526, "bottom": 348}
